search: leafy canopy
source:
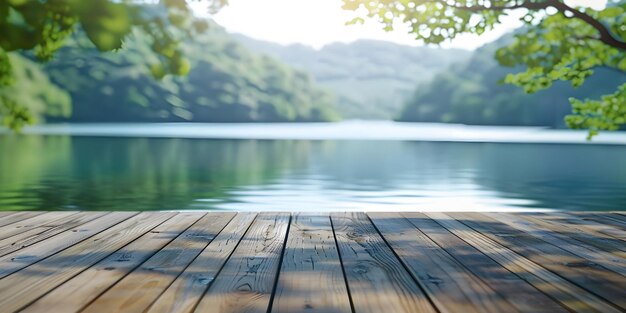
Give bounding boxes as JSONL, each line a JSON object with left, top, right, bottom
{"left": 343, "top": 0, "right": 626, "bottom": 138}
{"left": 0, "top": 0, "right": 227, "bottom": 130}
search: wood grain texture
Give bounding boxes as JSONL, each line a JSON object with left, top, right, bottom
{"left": 430, "top": 212, "right": 622, "bottom": 313}
{"left": 576, "top": 213, "right": 626, "bottom": 230}
{"left": 271, "top": 213, "right": 352, "bottom": 313}
{"left": 0, "top": 211, "right": 622, "bottom": 313}
{"left": 148, "top": 213, "right": 257, "bottom": 313}
{"left": 0, "top": 212, "right": 44, "bottom": 228}
{"left": 194, "top": 213, "right": 290, "bottom": 313}
{"left": 521, "top": 213, "right": 626, "bottom": 253}
{"left": 370, "top": 212, "right": 517, "bottom": 313}
{"left": 0, "top": 211, "right": 133, "bottom": 279}
{"left": 608, "top": 213, "right": 626, "bottom": 222}
{"left": 538, "top": 212, "right": 626, "bottom": 241}
{"left": 0, "top": 212, "right": 106, "bottom": 257}
{"left": 22, "top": 212, "right": 205, "bottom": 313}
{"left": 489, "top": 213, "right": 626, "bottom": 276}
{"left": 0, "top": 212, "right": 173, "bottom": 312}
{"left": 83, "top": 212, "right": 234, "bottom": 313}
{"left": 402, "top": 212, "right": 568, "bottom": 313}
{"left": 452, "top": 212, "right": 626, "bottom": 309}
{"left": 0, "top": 212, "right": 77, "bottom": 240}
{"left": 332, "top": 212, "right": 436, "bottom": 313}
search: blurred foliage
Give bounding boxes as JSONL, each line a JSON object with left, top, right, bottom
{"left": 0, "top": 1, "right": 337, "bottom": 124}
{"left": 0, "top": 0, "right": 228, "bottom": 129}
{"left": 398, "top": 36, "right": 626, "bottom": 128}
{"left": 0, "top": 53, "right": 71, "bottom": 130}
{"left": 344, "top": 0, "right": 626, "bottom": 137}
{"left": 235, "top": 36, "right": 469, "bottom": 119}
{"left": 39, "top": 23, "right": 337, "bottom": 123}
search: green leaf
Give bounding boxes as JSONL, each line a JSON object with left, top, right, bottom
{"left": 75, "top": 0, "right": 131, "bottom": 51}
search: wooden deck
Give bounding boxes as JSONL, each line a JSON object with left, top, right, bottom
{"left": 0, "top": 211, "right": 624, "bottom": 312}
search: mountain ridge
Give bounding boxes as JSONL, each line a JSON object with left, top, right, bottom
{"left": 231, "top": 33, "right": 471, "bottom": 119}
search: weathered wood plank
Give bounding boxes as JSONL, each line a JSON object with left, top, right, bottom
{"left": 451, "top": 212, "right": 626, "bottom": 310}
{"left": 22, "top": 212, "right": 204, "bottom": 313}
{"left": 271, "top": 213, "right": 352, "bottom": 313}
{"left": 531, "top": 212, "right": 626, "bottom": 241}
{"left": 429, "top": 212, "right": 621, "bottom": 313}
{"left": 402, "top": 212, "right": 568, "bottom": 313}
{"left": 147, "top": 213, "right": 257, "bottom": 313}
{"left": 369, "top": 212, "right": 517, "bottom": 313}
{"left": 609, "top": 213, "right": 626, "bottom": 224}
{"left": 0, "top": 212, "right": 44, "bottom": 228}
{"left": 607, "top": 213, "right": 626, "bottom": 222}
{"left": 489, "top": 213, "right": 626, "bottom": 277}
{"left": 82, "top": 212, "right": 234, "bottom": 313}
{"left": 0, "top": 211, "right": 106, "bottom": 257}
{"left": 193, "top": 213, "right": 290, "bottom": 313}
{"left": 0, "top": 212, "right": 174, "bottom": 312}
{"left": 576, "top": 213, "right": 626, "bottom": 230}
{"left": 0, "top": 211, "right": 623, "bottom": 313}
{"left": 0, "top": 212, "right": 77, "bottom": 240}
{"left": 0, "top": 211, "right": 134, "bottom": 279}
{"left": 332, "top": 212, "right": 436, "bottom": 313}
{"left": 523, "top": 213, "right": 626, "bottom": 252}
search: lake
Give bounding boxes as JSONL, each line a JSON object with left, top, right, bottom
{"left": 1, "top": 121, "right": 626, "bottom": 212}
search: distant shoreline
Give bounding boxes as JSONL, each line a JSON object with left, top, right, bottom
{"left": 4, "top": 121, "right": 626, "bottom": 145}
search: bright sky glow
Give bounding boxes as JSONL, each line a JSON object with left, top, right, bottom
{"left": 192, "top": 0, "right": 607, "bottom": 50}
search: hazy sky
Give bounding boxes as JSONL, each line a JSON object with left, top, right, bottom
{"left": 193, "top": 0, "right": 607, "bottom": 50}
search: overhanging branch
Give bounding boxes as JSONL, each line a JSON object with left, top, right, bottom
{"left": 436, "top": 0, "right": 626, "bottom": 51}
{"left": 552, "top": 1, "right": 626, "bottom": 50}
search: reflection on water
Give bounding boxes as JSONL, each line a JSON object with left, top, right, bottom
{"left": 1, "top": 135, "right": 625, "bottom": 211}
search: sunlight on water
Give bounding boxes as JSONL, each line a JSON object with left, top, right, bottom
{"left": 1, "top": 123, "right": 626, "bottom": 212}
{"left": 13, "top": 121, "right": 626, "bottom": 144}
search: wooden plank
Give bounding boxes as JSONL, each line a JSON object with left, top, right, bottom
{"left": 607, "top": 213, "right": 626, "bottom": 222}
{"left": 0, "top": 212, "right": 44, "bottom": 228}
{"left": 193, "top": 213, "right": 290, "bottom": 313}
{"left": 451, "top": 212, "right": 626, "bottom": 310}
{"left": 490, "top": 213, "right": 626, "bottom": 276}
{"left": 610, "top": 213, "right": 626, "bottom": 224}
{"left": 532, "top": 212, "right": 626, "bottom": 241}
{"left": 578, "top": 213, "right": 626, "bottom": 230}
{"left": 0, "top": 212, "right": 77, "bottom": 240}
{"left": 428, "top": 212, "right": 621, "bottom": 313}
{"left": 523, "top": 213, "right": 626, "bottom": 252}
{"left": 271, "top": 214, "right": 352, "bottom": 313}
{"left": 402, "top": 212, "right": 568, "bottom": 313}
{"left": 22, "top": 212, "right": 206, "bottom": 313}
{"left": 0, "top": 212, "right": 106, "bottom": 257}
{"left": 331, "top": 212, "right": 436, "bottom": 313}
{"left": 369, "top": 212, "right": 517, "bottom": 313}
{"left": 82, "top": 212, "right": 234, "bottom": 313}
{"left": 0, "top": 211, "right": 134, "bottom": 279}
{"left": 147, "top": 213, "right": 257, "bottom": 313}
{"left": 0, "top": 212, "right": 174, "bottom": 312}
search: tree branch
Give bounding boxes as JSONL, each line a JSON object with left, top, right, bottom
{"left": 438, "top": 0, "right": 551, "bottom": 12}
{"left": 435, "top": 0, "right": 626, "bottom": 51}
{"left": 453, "top": 0, "right": 626, "bottom": 50}
{"left": 552, "top": 1, "right": 626, "bottom": 51}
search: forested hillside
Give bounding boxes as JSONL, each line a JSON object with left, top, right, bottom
{"left": 1, "top": 54, "right": 71, "bottom": 125}
{"left": 234, "top": 36, "right": 469, "bottom": 119}
{"left": 23, "top": 24, "right": 338, "bottom": 123}
{"left": 398, "top": 38, "right": 626, "bottom": 127}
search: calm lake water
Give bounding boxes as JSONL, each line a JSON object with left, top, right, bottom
{"left": 2, "top": 122, "right": 626, "bottom": 212}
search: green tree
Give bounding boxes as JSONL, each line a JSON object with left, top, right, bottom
{"left": 344, "top": 0, "right": 626, "bottom": 138}
{"left": 0, "top": 0, "right": 227, "bottom": 130}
